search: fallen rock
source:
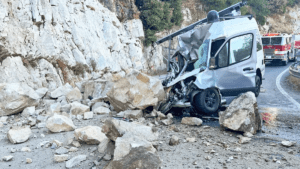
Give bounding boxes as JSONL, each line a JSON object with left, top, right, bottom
{"left": 84, "top": 112, "right": 94, "bottom": 120}
{"left": 7, "top": 126, "right": 32, "bottom": 144}
{"left": 66, "top": 88, "right": 82, "bottom": 102}
{"left": 281, "top": 141, "right": 296, "bottom": 147}
{"left": 161, "top": 118, "right": 173, "bottom": 126}
{"left": 66, "top": 155, "right": 87, "bottom": 168}
{"left": 219, "top": 92, "right": 262, "bottom": 134}
{"left": 102, "top": 119, "right": 159, "bottom": 142}
{"left": 92, "top": 102, "right": 110, "bottom": 111}
{"left": 239, "top": 137, "right": 251, "bottom": 144}
{"left": 0, "top": 83, "right": 39, "bottom": 116}
{"left": 186, "top": 137, "right": 196, "bottom": 143}
{"left": 105, "top": 133, "right": 161, "bottom": 169}
{"left": 35, "top": 88, "right": 48, "bottom": 98}
{"left": 21, "top": 147, "right": 31, "bottom": 152}
{"left": 69, "top": 147, "right": 78, "bottom": 152}
{"left": 50, "top": 84, "right": 73, "bottom": 99}
{"left": 169, "top": 135, "right": 179, "bottom": 146}
{"left": 53, "top": 140, "right": 63, "bottom": 147}
{"left": 107, "top": 69, "right": 165, "bottom": 112}
{"left": 22, "top": 106, "right": 36, "bottom": 117}
{"left": 181, "top": 117, "right": 203, "bottom": 126}
{"left": 98, "top": 138, "right": 112, "bottom": 154}
{"left": 72, "top": 141, "right": 81, "bottom": 148}
{"left": 46, "top": 114, "right": 76, "bottom": 132}
{"left": 55, "top": 147, "right": 69, "bottom": 155}
{"left": 74, "top": 126, "right": 107, "bottom": 144}
{"left": 2, "top": 155, "right": 13, "bottom": 162}
{"left": 48, "top": 102, "right": 61, "bottom": 114}
{"left": 93, "top": 106, "right": 110, "bottom": 115}
{"left": 26, "top": 158, "right": 32, "bottom": 164}
{"left": 103, "top": 154, "right": 112, "bottom": 161}
{"left": 70, "top": 102, "right": 90, "bottom": 115}
{"left": 117, "top": 110, "right": 143, "bottom": 119}
{"left": 54, "top": 154, "right": 69, "bottom": 162}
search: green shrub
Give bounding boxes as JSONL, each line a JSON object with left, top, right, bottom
{"left": 140, "top": 0, "right": 183, "bottom": 46}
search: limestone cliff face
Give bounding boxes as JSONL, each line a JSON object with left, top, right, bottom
{"left": 261, "top": 5, "right": 300, "bottom": 34}
{"left": 0, "top": 0, "right": 160, "bottom": 90}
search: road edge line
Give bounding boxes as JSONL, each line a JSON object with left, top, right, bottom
{"left": 276, "top": 68, "right": 300, "bottom": 109}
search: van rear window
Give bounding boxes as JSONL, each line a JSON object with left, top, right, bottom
{"left": 271, "top": 37, "right": 282, "bottom": 45}
{"left": 262, "top": 38, "right": 270, "bottom": 45}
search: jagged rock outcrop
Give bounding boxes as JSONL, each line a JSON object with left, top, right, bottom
{"left": 0, "top": 0, "right": 163, "bottom": 90}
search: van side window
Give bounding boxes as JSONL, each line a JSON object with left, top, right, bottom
{"left": 218, "top": 43, "right": 229, "bottom": 67}
{"left": 229, "top": 34, "right": 253, "bottom": 64}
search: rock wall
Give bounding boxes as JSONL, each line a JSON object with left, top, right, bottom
{"left": 0, "top": 0, "right": 157, "bottom": 90}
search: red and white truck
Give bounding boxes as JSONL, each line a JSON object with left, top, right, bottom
{"left": 262, "top": 33, "right": 297, "bottom": 65}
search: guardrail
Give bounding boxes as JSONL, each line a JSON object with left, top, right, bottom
{"left": 289, "top": 62, "right": 300, "bottom": 78}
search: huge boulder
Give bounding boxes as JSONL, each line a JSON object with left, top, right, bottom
{"left": 107, "top": 69, "right": 165, "bottom": 112}
{"left": 104, "top": 133, "right": 161, "bottom": 169}
{"left": 219, "top": 92, "right": 262, "bottom": 134}
{"left": 0, "top": 83, "right": 39, "bottom": 116}
{"left": 74, "top": 126, "right": 107, "bottom": 144}
{"left": 102, "top": 119, "right": 159, "bottom": 142}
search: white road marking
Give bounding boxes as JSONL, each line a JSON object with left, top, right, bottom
{"left": 276, "top": 68, "right": 300, "bottom": 109}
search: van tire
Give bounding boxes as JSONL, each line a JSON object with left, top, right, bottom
{"left": 254, "top": 75, "right": 261, "bottom": 97}
{"left": 194, "top": 88, "right": 220, "bottom": 115}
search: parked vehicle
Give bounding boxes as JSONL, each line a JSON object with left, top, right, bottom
{"left": 262, "top": 33, "right": 296, "bottom": 65}
{"left": 292, "top": 34, "right": 300, "bottom": 59}
{"left": 155, "top": 1, "right": 265, "bottom": 115}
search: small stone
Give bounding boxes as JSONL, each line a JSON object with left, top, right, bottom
{"left": 41, "top": 134, "right": 45, "bottom": 138}
{"left": 7, "top": 126, "right": 32, "bottom": 144}
{"left": 74, "top": 126, "right": 107, "bottom": 144}
{"left": 281, "top": 141, "right": 296, "bottom": 147}
{"left": 21, "top": 147, "right": 31, "bottom": 152}
{"left": 243, "top": 132, "right": 253, "bottom": 138}
{"left": 161, "top": 118, "right": 173, "bottom": 126}
{"left": 193, "top": 161, "right": 197, "bottom": 165}
{"left": 53, "top": 140, "right": 63, "bottom": 147}
{"left": 205, "top": 156, "right": 212, "bottom": 160}
{"left": 157, "top": 111, "right": 166, "bottom": 119}
{"left": 66, "top": 155, "right": 87, "bottom": 168}
{"left": 174, "top": 127, "right": 180, "bottom": 132}
{"left": 10, "top": 148, "right": 17, "bottom": 153}
{"left": 93, "top": 106, "right": 110, "bottom": 115}
{"left": 276, "top": 160, "right": 281, "bottom": 164}
{"left": 186, "top": 137, "right": 196, "bottom": 143}
{"left": 288, "top": 150, "right": 294, "bottom": 154}
{"left": 69, "top": 147, "right": 78, "bottom": 152}
{"left": 77, "top": 115, "right": 83, "bottom": 120}
{"left": 169, "top": 135, "right": 179, "bottom": 146}
{"left": 103, "top": 154, "right": 112, "bottom": 161}
{"left": 167, "top": 113, "right": 173, "bottom": 119}
{"left": 181, "top": 117, "right": 202, "bottom": 126}
{"left": 239, "top": 137, "right": 251, "bottom": 144}
{"left": 46, "top": 114, "right": 76, "bottom": 133}
{"left": 2, "top": 155, "right": 13, "bottom": 161}
{"left": 26, "top": 158, "right": 32, "bottom": 164}
{"left": 72, "top": 141, "right": 81, "bottom": 147}
{"left": 55, "top": 147, "right": 69, "bottom": 155}
{"left": 54, "top": 154, "right": 69, "bottom": 162}
{"left": 84, "top": 112, "right": 94, "bottom": 120}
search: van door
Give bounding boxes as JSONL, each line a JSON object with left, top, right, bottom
{"left": 213, "top": 33, "right": 256, "bottom": 96}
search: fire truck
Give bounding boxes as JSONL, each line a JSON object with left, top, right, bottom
{"left": 262, "top": 33, "right": 296, "bottom": 65}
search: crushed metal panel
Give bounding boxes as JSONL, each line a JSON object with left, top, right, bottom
{"left": 178, "top": 24, "right": 212, "bottom": 61}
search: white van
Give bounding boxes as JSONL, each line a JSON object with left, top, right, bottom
{"left": 156, "top": 4, "right": 265, "bottom": 115}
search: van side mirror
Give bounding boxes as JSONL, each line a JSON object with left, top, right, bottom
{"left": 209, "top": 57, "right": 217, "bottom": 69}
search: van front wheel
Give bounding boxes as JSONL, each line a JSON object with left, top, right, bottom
{"left": 194, "top": 89, "right": 220, "bottom": 115}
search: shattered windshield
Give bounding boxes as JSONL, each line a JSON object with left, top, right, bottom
{"left": 194, "top": 39, "right": 209, "bottom": 69}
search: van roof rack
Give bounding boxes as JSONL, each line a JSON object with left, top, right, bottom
{"left": 155, "top": 0, "right": 248, "bottom": 45}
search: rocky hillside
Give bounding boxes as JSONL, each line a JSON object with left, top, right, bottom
{"left": 0, "top": 0, "right": 166, "bottom": 91}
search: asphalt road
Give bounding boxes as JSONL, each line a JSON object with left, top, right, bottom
{"left": 258, "top": 58, "right": 300, "bottom": 109}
